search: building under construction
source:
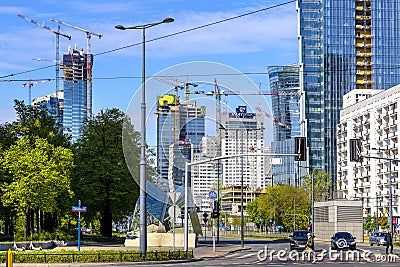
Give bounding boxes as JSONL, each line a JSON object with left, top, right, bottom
{"left": 155, "top": 94, "right": 206, "bottom": 191}
{"left": 61, "top": 45, "right": 93, "bottom": 141}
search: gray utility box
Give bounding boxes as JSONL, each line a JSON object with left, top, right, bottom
{"left": 314, "top": 200, "right": 363, "bottom": 242}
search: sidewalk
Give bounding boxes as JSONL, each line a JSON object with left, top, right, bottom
{"left": 10, "top": 242, "right": 250, "bottom": 266}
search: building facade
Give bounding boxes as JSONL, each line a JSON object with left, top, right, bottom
{"left": 31, "top": 90, "right": 64, "bottom": 122}
{"left": 191, "top": 136, "right": 218, "bottom": 212}
{"left": 221, "top": 106, "right": 265, "bottom": 189}
{"left": 156, "top": 95, "right": 205, "bottom": 190}
{"left": 337, "top": 86, "right": 400, "bottom": 221}
{"left": 297, "top": 0, "right": 400, "bottom": 194}
{"left": 62, "top": 46, "right": 93, "bottom": 141}
{"left": 267, "top": 65, "right": 302, "bottom": 185}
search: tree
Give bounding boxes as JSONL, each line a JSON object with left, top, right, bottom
{"left": 12, "top": 100, "right": 71, "bottom": 147}
{"left": 364, "top": 214, "right": 376, "bottom": 233}
{"left": 302, "top": 170, "right": 331, "bottom": 202}
{"left": 247, "top": 185, "right": 311, "bottom": 232}
{"left": 0, "top": 136, "right": 74, "bottom": 237}
{"left": 72, "top": 109, "right": 142, "bottom": 237}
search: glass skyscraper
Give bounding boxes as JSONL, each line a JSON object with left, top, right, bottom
{"left": 267, "top": 65, "right": 301, "bottom": 185}
{"left": 297, "top": 0, "right": 400, "bottom": 193}
{"left": 156, "top": 95, "right": 205, "bottom": 190}
{"left": 62, "top": 46, "right": 93, "bottom": 141}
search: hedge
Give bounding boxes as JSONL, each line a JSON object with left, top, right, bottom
{"left": 0, "top": 249, "right": 193, "bottom": 264}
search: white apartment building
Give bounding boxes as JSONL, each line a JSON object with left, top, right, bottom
{"left": 191, "top": 136, "right": 218, "bottom": 212}
{"left": 337, "top": 87, "right": 400, "bottom": 221}
{"left": 221, "top": 106, "right": 265, "bottom": 189}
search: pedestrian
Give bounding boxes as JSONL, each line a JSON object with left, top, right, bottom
{"left": 384, "top": 229, "right": 393, "bottom": 254}
{"left": 306, "top": 232, "right": 314, "bottom": 251}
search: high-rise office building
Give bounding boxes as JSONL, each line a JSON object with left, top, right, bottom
{"left": 267, "top": 65, "right": 302, "bottom": 185}
{"left": 156, "top": 94, "right": 205, "bottom": 190}
{"left": 62, "top": 46, "right": 93, "bottom": 141}
{"left": 297, "top": 0, "right": 400, "bottom": 192}
{"left": 221, "top": 106, "right": 265, "bottom": 188}
{"left": 31, "top": 90, "right": 64, "bottom": 122}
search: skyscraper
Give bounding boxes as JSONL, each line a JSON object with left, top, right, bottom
{"left": 155, "top": 94, "right": 205, "bottom": 190}
{"left": 297, "top": 0, "right": 400, "bottom": 192}
{"left": 267, "top": 65, "right": 301, "bottom": 185}
{"left": 31, "top": 90, "right": 64, "bottom": 122}
{"left": 62, "top": 46, "right": 93, "bottom": 141}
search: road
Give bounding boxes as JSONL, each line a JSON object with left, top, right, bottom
{"left": 110, "top": 238, "right": 399, "bottom": 267}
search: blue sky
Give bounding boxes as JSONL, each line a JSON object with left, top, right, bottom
{"left": 0, "top": 0, "right": 298, "bottom": 146}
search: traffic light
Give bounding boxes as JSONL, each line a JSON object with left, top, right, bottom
{"left": 202, "top": 212, "right": 208, "bottom": 224}
{"left": 294, "top": 137, "right": 307, "bottom": 161}
{"left": 211, "top": 200, "right": 220, "bottom": 218}
{"left": 350, "top": 139, "right": 362, "bottom": 162}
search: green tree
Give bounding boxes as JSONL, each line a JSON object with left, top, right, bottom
{"left": 302, "top": 170, "right": 331, "bottom": 202}
{"left": 379, "top": 214, "right": 388, "bottom": 230}
{"left": 364, "top": 214, "right": 376, "bottom": 233}
{"left": 73, "top": 109, "right": 141, "bottom": 237}
{"left": 0, "top": 136, "right": 74, "bottom": 237}
{"left": 247, "top": 185, "right": 311, "bottom": 232}
{"left": 12, "top": 100, "right": 70, "bottom": 147}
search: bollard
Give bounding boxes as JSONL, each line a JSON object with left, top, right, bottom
{"left": 6, "top": 248, "right": 13, "bottom": 267}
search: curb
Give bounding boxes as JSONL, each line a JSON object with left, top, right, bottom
{"left": 199, "top": 246, "right": 251, "bottom": 259}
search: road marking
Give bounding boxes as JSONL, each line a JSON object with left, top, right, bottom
{"left": 225, "top": 252, "right": 240, "bottom": 258}
{"left": 237, "top": 252, "right": 256, "bottom": 259}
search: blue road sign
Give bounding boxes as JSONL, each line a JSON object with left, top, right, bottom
{"left": 72, "top": 206, "right": 87, "bottom": 213}
{"left": 209, "top": 190, "right": 217, "bottom": 200}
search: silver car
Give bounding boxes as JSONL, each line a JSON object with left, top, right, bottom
{"left": 369, "top": 232, "right": 387, "bottom": 246}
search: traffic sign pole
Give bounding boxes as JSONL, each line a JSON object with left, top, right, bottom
{"left": 78, "top": 200, "right": 81, "bottom": 251}
{"left": 72, "top": 200, "right": 87, "bottom": 252}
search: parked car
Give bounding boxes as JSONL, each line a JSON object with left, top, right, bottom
{"left": 369, "top": 232, "right": 387, "bottom": 246}
{"left": 289, "top": 230, "right": 310, "bottom": 250}
{"left": 331, "top": 232, "right": 356, "bottom": 250}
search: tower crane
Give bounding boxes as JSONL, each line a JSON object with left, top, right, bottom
{"left": 32, "top": 58, "right": 56, "bottom": 62}
{"left": 157, "top": 76, "right": 198, "bottom": 101}
{"left": 17, "top": 14, "right": 71, "bottom": 121}
{"left": 255, "top": 105, "right": 290, "bottom": 130}
{"left": 22, "top": 79, "right": 51, "bottom": 105}
{"left": 187, "top": 86, "right": 294, "bottom": 129}
{"left": 50, "top": 18, "right": 103, "bottom": 121}
{"left": 153, "top": 77, "right": 184, "bottom": 141}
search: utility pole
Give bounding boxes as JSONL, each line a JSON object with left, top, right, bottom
{"left": 376, "top": 192, "right": 379, "bottom": 231}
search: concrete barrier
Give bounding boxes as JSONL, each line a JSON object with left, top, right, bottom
{"left": 124, "top": 233, "right": 197, "bottom": 248}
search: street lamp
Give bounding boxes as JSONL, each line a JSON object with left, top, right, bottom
{"left": 298, "top": 165, "right": 315, "bottom": 235}
{"left": 115, "top": 17, "right": 174, "bottom": 255}
{"left": 370, "top": 147, "right": 395, "bottom": 235}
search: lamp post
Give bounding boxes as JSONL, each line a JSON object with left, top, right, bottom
{"left": 115, "top": 17, "right": 174, "bottom": 255}
{"left": 370, "top": 147, "right": 395, "bottom": 234}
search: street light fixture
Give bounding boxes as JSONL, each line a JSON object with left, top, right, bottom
{"left": 115, "top": 17, "right": 174, "bottom": 255}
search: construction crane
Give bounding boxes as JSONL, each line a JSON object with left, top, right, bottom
{"left": 188, "top": 86, "right": 293, "bottom": 129}
{"left": 255, "top": 105, "right": 290, "bottom": 130}
{"left": 32, "top": 58, "right": 56, "bottom": 62}
{"left": 50, "top": 18, "right": 102, "bottom": 121}
{"left": 22, "top": 79, "right": 51, "bottom": 105}
{"left": 17, "top": 14, "right": 71, "bottom": 121}
{"left": 157, "top": 76, "right": 198, "bottom": 101}
{"left": 153, "top": 77, "right": 183, "bottom": 141}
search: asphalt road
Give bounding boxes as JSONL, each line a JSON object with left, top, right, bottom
{"left": 110, "top": 238, "right": 400, "bottom": 267}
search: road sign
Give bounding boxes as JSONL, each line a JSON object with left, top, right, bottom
{"left": 168, "top": 192, "right": 181, "bottom": 204}
{"left": 209, "top": 190, "right": 217, "bottom": 200}
{"left": 72, "top": 206, "right": 87, "bottom": 213}
{"left": 168, "top": 205, "right": 181, "bottom": 219}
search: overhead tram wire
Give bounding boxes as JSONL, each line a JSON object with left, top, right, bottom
{"left": 96, "top": 0, "right": 296, "bottom": 56}
{"left": 1, "top": 0, "right": 295, "bottom": 79}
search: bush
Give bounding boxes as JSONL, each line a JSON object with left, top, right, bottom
{"left": 0, "top": 249, "right": 193, "bottom": 264}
